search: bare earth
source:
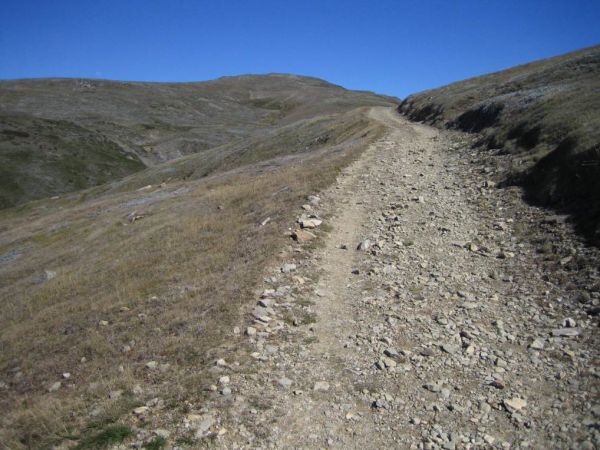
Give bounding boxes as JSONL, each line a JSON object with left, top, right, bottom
{"left": 183, "top": 108, "right": 598, "bottom": 449}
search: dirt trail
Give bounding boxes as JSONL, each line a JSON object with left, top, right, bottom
{"left": 223, "top": 107, "right": 598, "bottom": 449}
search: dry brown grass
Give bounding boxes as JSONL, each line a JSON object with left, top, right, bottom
{"left": 0, "top": 108, "right": 385, "bottom": 448}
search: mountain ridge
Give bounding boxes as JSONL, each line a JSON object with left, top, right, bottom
{"left": 0, "top": 74, "right": 395, "bottom": 209}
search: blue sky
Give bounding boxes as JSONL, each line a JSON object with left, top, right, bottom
{"left": 1, "top": 0, "right": 599, "bottom": 97}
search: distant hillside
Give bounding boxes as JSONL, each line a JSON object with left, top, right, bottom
{"left": 0, "top": 74, "right": 395, "bottom": 208}
{"left": 398, "top": 45, "right": 600, "bottom": 243}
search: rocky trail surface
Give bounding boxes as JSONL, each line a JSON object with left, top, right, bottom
{"left": 173, "top": 108, "right": 599, "bottom": 449}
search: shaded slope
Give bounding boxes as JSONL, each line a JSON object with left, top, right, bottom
{"left": 398, "top": 45, "right": 600, "bottom": 244}
{"left": 0, "top": 74, "right": 395, "bottom": 208}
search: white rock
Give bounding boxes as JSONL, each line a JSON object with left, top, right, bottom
{"left": 48, "top": 381, "right": 61, "bottom": 392}
{"left": 281, "top": 263, "right": 297, "bottom": 273}
{"left": 357, "top": 239, "right": 371, "bottom": 251}
{"left": 278, "top": 377, "right": 293, "bottom": 388}
{"left": 504, "top": 397, "right": 527, "bottom": 412}
{"left": 300, "top": 218, "right": 322, "bottom": 229}
{"left": 529, "top": 339, "right": 545, "bottom": 350}
{"left": 313, "top": 381, "right": 330, "bottom": 391}
{"left": 133, "top": 406, "right": 149, "bottom": 415}
{"left": 145, "top": 361, "right": 158, "bottom": 370}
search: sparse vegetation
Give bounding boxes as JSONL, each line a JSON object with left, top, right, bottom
{"left": 399, "top": 45, "right": 600, "bottom": 244}
{"left": 0, "top": 99, "right": 387, "bottom": 448}
{"left": 73, "top": 424, "right": 132, "bottom": 450}
{"left": 144, "top": 436, "right": 167, "bottom": 450}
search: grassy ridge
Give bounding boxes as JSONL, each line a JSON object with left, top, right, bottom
{"left": 398, "top": 45, "right": 600, "bottom": 244}
{"left": 0, "top": 75, "right": 394, "bottom": 208}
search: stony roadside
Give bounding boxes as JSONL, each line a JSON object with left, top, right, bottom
{"left": 117, "top": 107, "right": 599, "bottom": 449}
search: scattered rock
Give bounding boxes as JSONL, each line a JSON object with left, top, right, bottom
{"left": 357, "top": 239, "right": 371, "bottom": 251}
{"left": 48, "top": 381, "right": 61, "bottom": 392}
{"left": 133, "top": 406, "right": 149, "bottom": 415}
{"left": 300, "top": 218, "right": 323, "bottom": 229}
{"left": 313, "top": 381, "right": 330, "bottom": 391}
{"left": 277, "top": 377, "right": 293, "bottom": 388}
{"left": 145, "top": 361, "right": 158, "bottom": 370}
{"left": 551, "top": 328, "right": 581, "bottom": 337}
{"left": 504, "top": 397, "right": 527, "bottom": 412}
{"left": 281, "top": 263, "right": 297, "bottom": 273}
{"left": 292, "top": 229, "right": 317, "bottom": 242}
{"left": 529, "top": 338, "right": 545, "bottom": 350}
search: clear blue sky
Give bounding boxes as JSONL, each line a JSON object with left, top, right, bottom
{"left": 1, "top": 0, "right": 599, "bottom": 97}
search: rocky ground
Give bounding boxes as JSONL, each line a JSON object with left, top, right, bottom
{"left": 117, "top": 107, "right": 599, "bottom": 449}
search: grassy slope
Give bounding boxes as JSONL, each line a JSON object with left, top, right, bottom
{"left": 0, "top": 104, "right": 389, "bottom": 448}
{"left": 0, "top": 74, "right": 395, "bottom": 208}
{"left": 398, "top": 45, "right": 600, "bottom": 244}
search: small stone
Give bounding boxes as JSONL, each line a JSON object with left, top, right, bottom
{"left": 44, "top": 270, "right": 57, "bottom": 281}
{"left": 48, "top": 381, "right": 61, "bottom": 392}
{"left": 192, "top": 414, "right": 215, "bottom": 438}
{"left": 246, "top": 326, "right": 257, "bottom": 336}
{"left": 307, "top": 195, "right": 320, "bottom": 205}
{"left": 441, "top": 344, "right": 459, "bottom": 354}
{"left": 278, "top": 377, "right": 293, "bottom": 388}
{"left": 495, "top": 358, "right": 508, "bottom": 368}
{"left": 504, "top": 397, "right": 527, "bottom": 412}
{"left": 258, "top": 298, "right": 274, "bottom": 307}
{"left": 62, "top": 372, "right": 71, "bottom": 379}
{"left": 483, "top": 435, "right": 495, "bottom": 445}
{"left": 563, "top": 318, "right": 577, "bottom": 328}
{"left": 551, "top": 328, "right": 581, "bottom": 337}
{"left": 357, "top": 240, "right": 371, "bottom": 251}
{"left": 498, "top": 251, "right": 515, "bottom": 259}
{"left": 221, "top": 387, "right": 232, "bottom": 396}
{"left": 424, "top": 382, "right": 441, "bottom": 393}
{"left": 154, "top": 429, "right": 170, "bottom": 439}
{"left": 529, "top": 339, "right": 545, "bottom": 350}
{"left": 313, "top": 381, "right": 330, "bottom": 391}
{"left": 467, "top": 242, "right": 479, "bottom": 252}
{"left": 219, "top": 376, "right": 230, "bottom": 385}
{"left": 300, "top": 218, "right": 322, "bottom": 229}
{"left": 281, "top": 263, "right": 297, "bottom": 273}
{"left": 382, "top": 357, "right": 397, "bottom": 368}
{"left": 99, "top": 320, "right": 109, "bottom": 326}
{"left": 133, "top": 406, "right": 149, "bottom": 415}
{"left": 215, "top": 358, "right": 227, "bottom": 367}
{"left": 145, "top": 361, "right": 158, "bottom": 370}
{"left": 384, "top": 348, "right": 400, "bottom": 358}
{"left": 420, "top": 348, "right": 435, "bottom": 357}
{"left": 373, "top": 398, "right": 389, "bottom": 409}
{"left": 292, "top": 229, "right": 316, "bottom": 242}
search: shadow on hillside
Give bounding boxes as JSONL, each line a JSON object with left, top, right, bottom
{"left": 506, "top": 138, "right": 600, "bottom": 247}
